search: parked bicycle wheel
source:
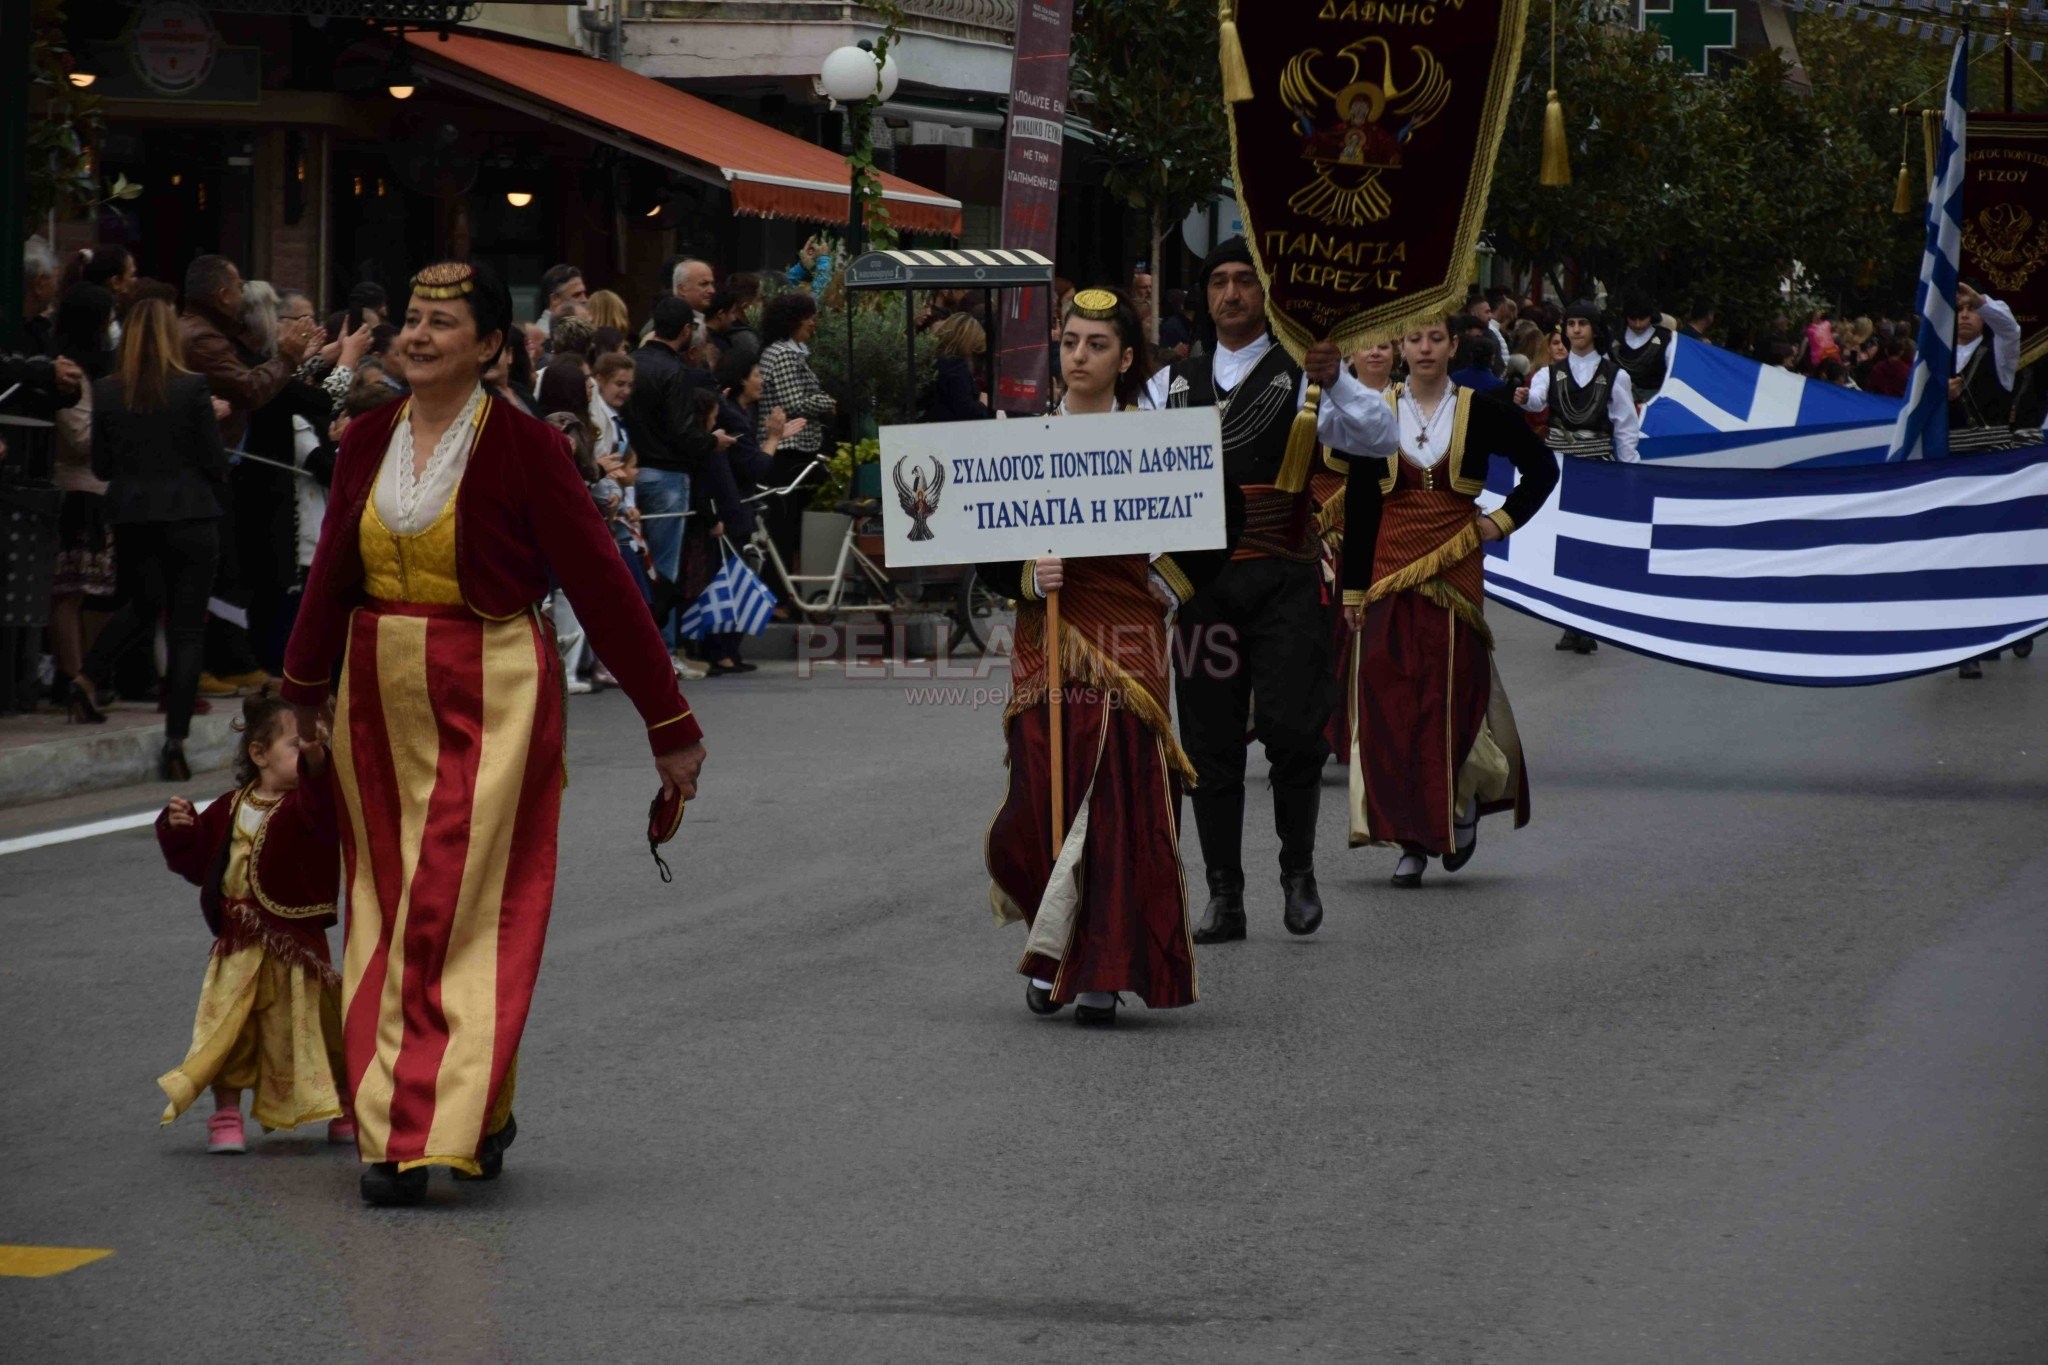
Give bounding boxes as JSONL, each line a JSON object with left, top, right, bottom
{"left": 953, "top": 566, "right": 1015, "bottom": 656}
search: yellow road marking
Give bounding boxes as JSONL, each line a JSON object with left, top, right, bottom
{"left": 0, "top": 1246, "right": 114, "bottom": 1278}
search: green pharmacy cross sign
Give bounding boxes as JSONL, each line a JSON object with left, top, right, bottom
{"left": 1643, "top": 0, "right": 1738, "bottom": 76}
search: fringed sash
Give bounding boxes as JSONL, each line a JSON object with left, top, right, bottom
{"left": 1005, "top": 555, "right": 1195, "bottom": 783}
{"left": 1367, "top": 461, "right": 1491, "bottom": 643}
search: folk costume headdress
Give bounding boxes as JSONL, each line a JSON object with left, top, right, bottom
{"left": 410, "top": 261, "right": 477, "bottom": 300}
{"left": 1066, "top": 288, "right": 1120, "bottom": 321}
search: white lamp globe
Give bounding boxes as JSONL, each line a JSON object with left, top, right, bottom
{"left": 876, "top": 54, "right": 901, "bottom": 102}
{"left": 821, "top": 46, "right": 881, "bottom": 103}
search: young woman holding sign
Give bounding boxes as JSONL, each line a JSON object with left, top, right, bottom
{"left": 979, "top": 290, "right": 1239, "bottom": 1027}
{"left": 1340, "top": 315, "right": 1557, "bottom": 888}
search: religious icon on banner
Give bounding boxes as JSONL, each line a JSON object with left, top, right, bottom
{"left": 1961, "top": 115, "right": 2048, "bottom": 368}
{"left": 1220, "top": 0, "right": 1528, "bottom": 360}
{"left": 1282, "top": 39, "right": 1451, "bottom": 225}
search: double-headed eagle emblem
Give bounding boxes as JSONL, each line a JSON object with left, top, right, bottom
{"left": 893, "top": 455, "right": 945, "bottom": 542}
{"left": 1963, "top": 202, "right": 2048, "bottom": 294}
{"left": 1281, "top": 37, "right": 1450, "bottom": 225}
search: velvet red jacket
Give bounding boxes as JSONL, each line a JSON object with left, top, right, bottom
{"left": 280, "top": 391, "right": 701, "bottom": 753}
{"left": 156, "top": 769, "right": 341, "bottom": 938}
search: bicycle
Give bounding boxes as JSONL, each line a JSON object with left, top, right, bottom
{"left": 739, "top": 459, "right": 1012, "bottom": 655}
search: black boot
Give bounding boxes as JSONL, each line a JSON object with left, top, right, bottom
{"left": 1273, "top": 783, "right": 1324, "bottom": 936}
{"left": 455, "top": 1113, "right": 517, "bottom": 1182}
{"left": 360, "top": 1162, "right": 429, "bottom": 1206}
{"left": 1189, "top": 790, "right": 1247, "bottom": 943}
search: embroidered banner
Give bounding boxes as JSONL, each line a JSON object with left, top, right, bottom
{"left": 1961, "top": 114, "right": 2048, "bottom": 370}
{"left": 1221, "top": 0, "right": 1528, "bottom": 360}
{"left": 992, "top": 0, "right": 1076, "bottom": 412}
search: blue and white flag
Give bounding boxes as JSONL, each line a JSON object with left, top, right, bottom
{"left": 676, "top": 542, "right": 779, "bottom": 639}
{"left": 1884, "top": 37, "right": 1969, "bottom": 462}
{"left": 1481, "top": 443, "right": 2048, "bottom": 686}
{"left": 1642, "top": 337, "right": 1903, "bottom": 469}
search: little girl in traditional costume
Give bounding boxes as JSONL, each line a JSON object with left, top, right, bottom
{"left": 155, "top": 690, "right": 352, "bottom": 1153}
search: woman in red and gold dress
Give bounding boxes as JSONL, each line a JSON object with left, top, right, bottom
{"left": 1341, "top": 316, "right": 1556, "bottom": 889}
{"left": 281, "top": 262, "right": 706, "bottom": 1205}
{"left": 980, "top": 290, "right": 1236, "bottom": 1027}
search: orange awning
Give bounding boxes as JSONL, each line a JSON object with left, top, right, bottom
{"left": 406, "top": 31, "right": 963, "bottom": 237}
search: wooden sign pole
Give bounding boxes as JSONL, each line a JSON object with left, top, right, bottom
{"left": 1045, "top": 586, "right": 1064, "bottom": 858}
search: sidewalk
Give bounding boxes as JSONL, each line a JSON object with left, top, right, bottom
{"left": 0, "top": 702, "right": 237, "bottom": 810}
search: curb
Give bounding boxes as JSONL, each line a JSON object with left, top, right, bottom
{"left": 0, "top": 711, "right": 238, "bottom": 809}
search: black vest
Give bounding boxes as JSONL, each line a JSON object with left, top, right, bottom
{"left": 1166, "top": 343, "right": 1302, "bottom": 486}
{"left": 1950, "top": 342, "right": 2013, "bottom": 430}
{"left": 1609, "top": 326, "right": 1671, "bottom": 399}
{"left": 1548, "top": 354, "right": 1620, "bottom": 436}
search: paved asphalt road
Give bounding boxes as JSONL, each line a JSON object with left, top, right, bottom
{"left": 4, "top": 611, "right": 2045, "bottom": 1363}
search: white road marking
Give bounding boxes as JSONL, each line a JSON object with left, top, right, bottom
{"left": 0, "top": 797, "right": 220, "bottom": 859}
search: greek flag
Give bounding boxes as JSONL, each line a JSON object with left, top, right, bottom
{"left": 1481, "top": 444, "right": 2048, "bottom": 686}
{"left": 676, "top": 542, "right": 779, "bottom": 639}
{"left": 1885, "top": 37, "right": 1969, "bottom": 462}
{"left": 1641, "top": 337, "right": 1903, "bottom": 469}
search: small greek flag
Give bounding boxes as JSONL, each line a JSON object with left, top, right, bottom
{"left": 1885, "top": 37, "right": 1969, "bottom": 462}
{"left": 676, "top": 541, "right": 778, "bottom": 639}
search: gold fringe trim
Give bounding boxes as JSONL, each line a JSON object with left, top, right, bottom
{"left": 1365, "top": 523, "right": 1479, "bottom": 606}
{"left": 1005, "top": 617, "right": 1198, "bottom": 786}
{"left": 1219, "top": 0, "right": 1253, "bottom": 103}
{"left": 1892, "top": 159, "right": 1913, "bottom": 215}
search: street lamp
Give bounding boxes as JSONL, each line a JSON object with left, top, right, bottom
{"left": 505, "top": 190, "right": 534, "bottom": 208}
{"left": 819, "top": 41, "right": 900, "bottom": 261}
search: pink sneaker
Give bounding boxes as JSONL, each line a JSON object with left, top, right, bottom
{"left": 327, "top": 1116, "right": 358, "bottom": 1146}
{"left": 207, "top": 1108, "right": 247, "bottom": 1154}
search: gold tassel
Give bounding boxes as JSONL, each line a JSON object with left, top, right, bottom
{"left": 1275, "top": 383, "right": 1320, "bottom": 493}
{"left": 1538, "top": 3, "right": 1569, "bottom": 187}
{"left": 1540, "top": 90, "right": 1571, "bottom": 187}
{"left": 1893, "top": 159, "right": 1912, "bottom": 215}
{"left": 1219, "top": 0, "right": 1253, "bottom": 104}
{"left": 1921, "top": 109, "right": 1939, "bottom": 188}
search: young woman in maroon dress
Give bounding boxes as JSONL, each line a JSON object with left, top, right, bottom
{"left": 979, "top": 291, "right": 1235, "bottom": 1026}
{"left": 1340, "top": 316, "right": 1557, "bottom": 888}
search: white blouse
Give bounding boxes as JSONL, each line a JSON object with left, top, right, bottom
{"left": 1396, "top": 386, "right": 1457, "bottom": 469}
{"left": 373, "top": 385, "right": 487, "bottom": 534}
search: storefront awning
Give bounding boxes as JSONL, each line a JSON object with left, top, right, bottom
{"left": 406, "top": 32, "right": 964, "bottom": 237}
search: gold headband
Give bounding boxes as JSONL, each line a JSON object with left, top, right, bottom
{"left": 411, "top": 261, "right": 476, "bottom": 301}
{"left": 1067, "top": 288, "right": 1120, "bottom": 321}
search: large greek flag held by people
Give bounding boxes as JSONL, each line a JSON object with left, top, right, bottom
{"left": 1640, "top": 337, "right": 1903, "bottom": 469}
{"left": 1884, "top": 37, "right": 1969, "bottom": 462}
{"left": 1480, "top": 443, "right": 2048, "bottom": 686}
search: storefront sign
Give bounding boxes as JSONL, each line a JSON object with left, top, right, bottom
{"left": 129, "top": 3, "right": 220, "bottom": 97}
{"left": 992, "top": 0, "right": 1076, "bottom": 413}
{"left": 878, "top": 408, "right": 1226, "bottom": 567}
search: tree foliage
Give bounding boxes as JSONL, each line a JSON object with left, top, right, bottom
{"left": 1487, "top": 3, "right": 1899, "bottom": 341}
{"left": 1070, "top": 0, "right": 1234, "bottom": 309}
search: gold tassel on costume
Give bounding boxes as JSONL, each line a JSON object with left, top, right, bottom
{"left": 1539, "top": 0, "right": 1570, "bottom": 187}
{"left": 1892, "top": 112, "right": 1913, "bottom": 215}
{"left": 1219, "top": 0, "right": 1253, "bottom": 104}
{"left": 1275, "top": 384, "right": 1321, "bottom": 493}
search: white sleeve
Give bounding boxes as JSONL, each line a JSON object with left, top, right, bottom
{"left": 1980, "top": 297, "right": 2021, "bottom": 392}
{"left": 1609, "top": 370, "right": 1641, "bottom": 463}
{"left": 1143, "top": 367, "right": 1172, "bottom": 411}
{"left": 291, "top": 415, "right": 319, "bottom": 464}
{"left": 1307, "top": 366, "right": 1398, "bottom": 457}
{"left": 1521, "top": 367, "right": 1552, "bottom": 412}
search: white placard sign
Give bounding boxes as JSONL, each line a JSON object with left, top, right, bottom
{"left": 877, "top": 408, "right": 1228, "bottom": 568}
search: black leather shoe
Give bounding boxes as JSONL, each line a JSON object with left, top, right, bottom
{"left": 1074, "top": 998, "right": 1118, "bottom": 1027}
{"left": 1574, "top": 635, "right": 1598, "bottom": 654}
{"left": 1280, "top": 870, "right": 1323, "bottom": 936}
{"left": 1555, "top": 629, "right": 1579, "bottom": 651}
{"left": 454, "top": 1113, "right": 517, "bottom": 1182}
{"left": 159, "top": 742, "right": 191, "bottom": 782}
{"left": 360, "top": 1162, "right": 429, "bottom": 1206}
{"left": 1958, "top": 659, "right": 1983, "bottom": 679}
{"left": 1192, "top": 877, "right": 1247, "bottom": 944}
{"left": 1441, "top": 818, "right": 1479, "bottom": 873}
{"left": 1025, "top": 981, "right": 1064, "bottom": 1016}
{"left": 1390, "top": 867, "right": 1424, "bottom": 889}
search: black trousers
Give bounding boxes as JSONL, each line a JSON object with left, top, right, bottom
{"left": 82, "top": 518, "right": 219, "bottom": 741}
{"left": 1174, "top": 556, "right": 1332, "bottom": 873}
